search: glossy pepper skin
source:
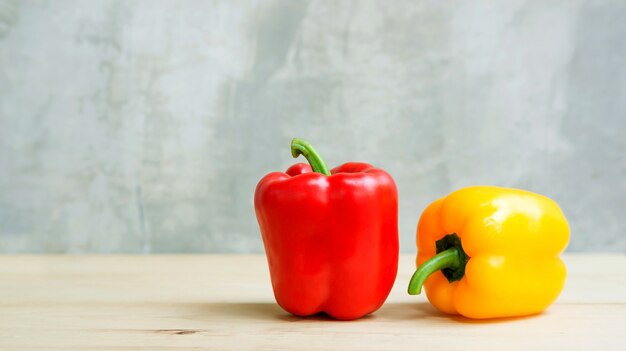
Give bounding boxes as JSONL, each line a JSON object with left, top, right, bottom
{"left": 255, "top": 139, "right": 398, "bottom": 320}
{"left": 408, "top": 186, "right": 569, "bottom": 319}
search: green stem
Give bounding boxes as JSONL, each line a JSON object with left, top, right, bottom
{"left": 290, "top": 138, "right": 331, "bottom": 176}
{"left": 407, "top": 248, "right": 462, "bottom": 295}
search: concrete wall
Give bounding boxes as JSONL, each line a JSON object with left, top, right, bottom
{"left": 1, "top": 0, "right": 624, "bottom": 253}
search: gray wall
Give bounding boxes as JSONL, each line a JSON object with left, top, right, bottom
{"left": 1, "top": 0, "right": 624, "bottom": 253}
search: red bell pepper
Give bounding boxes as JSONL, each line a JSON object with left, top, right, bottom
{"left": 254, "top": 138, "right": 399, "bottom": 320}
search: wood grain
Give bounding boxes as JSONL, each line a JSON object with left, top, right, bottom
{"left": 0, "top": 254, "right": 624, "bottom": 350}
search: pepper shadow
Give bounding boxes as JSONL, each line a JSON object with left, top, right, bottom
{"left": 177, "top": 301, "right": 542, "bottom": 324}
{"left": 449, "top": 310, "right": 545, "bottom": 324}
{"left": 180, "top": 302, "right": 354, "bottom": 322}
{"left": 187, "top": 302, "right": 402, "bottom": 322}
{"left": 188, "top": 302, "right": 289, "bottom": 321}
{"left": 198, "top": 302, "right": 442, "bottom": 322}
{"left": 376, "top": 302, "right": 543, "bottom": 324}
{"left": 376, "top": 302, "right": 443, "bottom": 320}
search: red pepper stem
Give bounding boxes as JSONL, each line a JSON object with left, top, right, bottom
{"left": 407, "top": 247, "right": 462, "bottom": 295}
{"left": 291, "top": 138, "right": 331, "bottom": 176}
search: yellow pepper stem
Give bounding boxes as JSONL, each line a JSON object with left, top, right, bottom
{"left": 407, "top": 248, "right": 462, "bottom": 295}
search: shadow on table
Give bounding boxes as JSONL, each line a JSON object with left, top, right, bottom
{"left": 380, "top": 302, "right": 541, "bottom": 324}
{"left": 202, "top": 302, "right": 292, "bottom": 320}
{"left": 448, "top": 311, "right": 544, "bottom": 324}
{"left": 187, "top": 301, "right": 461, "bottom": 322}
{"left": 376, "top": 302, "right": 442, "bottom": 319}
{"left": 192, "top": 302, "right": 347, "bottom": 322}
{"left": 196, "top": 301, "right": 540, "bottom": 324}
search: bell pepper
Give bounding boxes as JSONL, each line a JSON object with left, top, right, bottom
{"left": 254, "top": 138, "right": 398, "bottom": 320}
{"left": 407, "top": 186, "right": 569, "bottom": 319}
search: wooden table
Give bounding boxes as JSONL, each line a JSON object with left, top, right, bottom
{"left": 0, "top": 254, "right": 624, "bottom": 350}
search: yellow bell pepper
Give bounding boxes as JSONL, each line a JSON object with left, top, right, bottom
{"left": 408, "top": 186, "right": 570, "bottom": 319}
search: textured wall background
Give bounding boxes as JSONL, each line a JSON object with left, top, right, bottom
{"left": 0, "top": 0, "right": 624, "bottom": 253}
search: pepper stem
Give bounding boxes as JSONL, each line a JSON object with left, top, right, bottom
{"left": 407, "top": 247, "right": 462, "bottom": 295}
{"left": 291, "top": 138, "right": 331, "bottom": 176}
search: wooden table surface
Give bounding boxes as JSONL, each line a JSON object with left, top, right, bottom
{"left": 0, "top": 254, "right": 624, "bottom": 350}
